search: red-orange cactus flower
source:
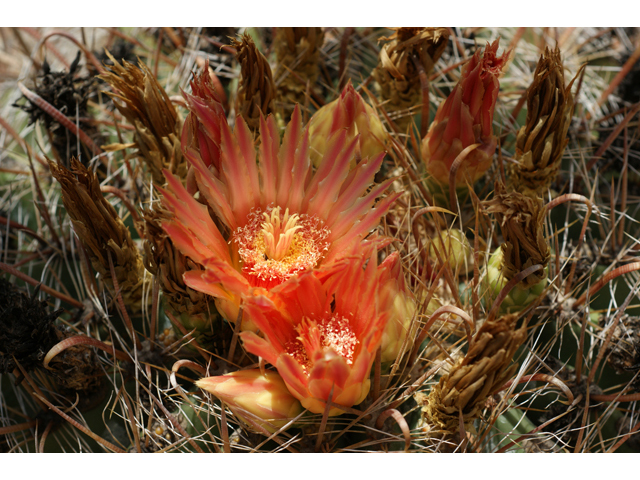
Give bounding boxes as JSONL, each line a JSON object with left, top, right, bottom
{"left": 160, "top": 70, "right": 400, "bottom": 329}
{"left": 240, "top": 247, "right": 392, "bottom": 415}
{"left": 422, "top": 39, "right": 509, "bottom": 188}
{"left": 196, "top": 369, "right": 303, "bottom": 433}
{"left": 308, "top": 81, "right": 387, "bottom": 169}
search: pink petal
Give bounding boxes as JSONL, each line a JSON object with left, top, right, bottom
{"left": 183, "top": 270, "right": 231, "bottom": 299}
{"left": 159, "top": 173, "right": 230, "bottom": 262}
{"left": 276, "top": 106, "right": 303, "bottom": 207}
{"left": 277, "top": 354, "right": 311, "bottom": 400}
{"left": 240, "top": 331, "right": 281, "bottom": 366}
{"left": 258, "top": 114, "right": 279, "bottom": 206}
{"left": 234, "top": 117, "right": 261, "bottom": 207}
{"left": 187, "top": 151, "right": 236, "bottom": 230}
{"left": 219, "top": 118, "right": 255, "bottom": 222}
{"left": 305, "top": 134, "right": 358, "bottom": 218}
{"left": 302, "top": 130, "right": 347, "bottom": 211}
{"left": 286, "top": 127, "right": 311, "bottom": 213}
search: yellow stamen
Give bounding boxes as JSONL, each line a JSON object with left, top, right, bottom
{"left": 261, "top": 207, "right": 303, "bottom": 261}
{"left": 234, "top": 206, "right": 330, "bottom": 287}
{"left": 286, "top": 315, "right": 359, "bottom": 374}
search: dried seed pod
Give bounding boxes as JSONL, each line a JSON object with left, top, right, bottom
{"left": 50, "top": 158, "right": 147, "bottom": 313}
{"left": 231, "top": 33, "right": 276, "bottom": 133}
{"left": 0, "top": 279, "right": 103, "bottom": 398}
{"left": 417, "top": 313, "right": 526, "bottom": 433}
{"left": 599, "top": 314, "right": 640, "bottom": 378}
{"left": 509, "top": 46, "right": 577, "bottom": 197}
{"left": 374, "top": 27, "right": 449, "bottom": 131}
{"left": 47, "top": 328, "right": 105, "bottom": 398}
{"left": 273, "top": 27, "right": 324, "bottom": 118}
{"left": 100, "top": 52, "right": 184, "bottom": 185}
{"left": 484, "top": 182, "right": 550, "bottom": 289}
{"left": 14, "top": 51, "right": 99, "bottom": 164}
{"left": 0, "top": 280, "right": 62, "bottom": 374}
{"left": 142, "top": 204, "right": 221, "bottom": 348}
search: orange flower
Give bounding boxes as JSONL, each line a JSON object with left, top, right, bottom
{"left": 160, "top": 69, "right": 400, "bottom": 329}
{"left": 422, "top": 39, "right": 509, "bottom": 188}
{"left": 196, "top": 369, "right": 303, "bottom": 433}
{"left": 308, "top": 81, "right": 387, "bottom": 169}
{"left": 240, "top": 248, "right": 391, "bottom": 415}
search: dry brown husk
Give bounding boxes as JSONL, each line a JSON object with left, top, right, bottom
{"left": 231, "top": 34, "right": 276, "bottom": 133}
{"left": 47, "top": 328, "right": 105, "bottom": 398}
{"left": 0, "top": 279, "right": 102, "bottom": 399}
{"left": 509, "top": 46, "right": 578, "bottom": 197}
{"left": 483, "top": 182, "right": 550, "bottom": 288}
{"left": 142, "top": 204, "right": 218, "bottom": 336}
{"left": 100, "top": 52, "right": 184, "bottom": 185}
{"left": 49, "top": 158, "right": 147, "bottom": 313}
{"left": 273, "top": 27, "right": 324, "bottom": 118}
{"left": 417, "top": 313, "right": 526, "bottom": 433}
{"left": 374, "top": 27, "right": 449, "bottom": 131}
{"left": 599, "top": 314, "right": 640, "bottom": 376}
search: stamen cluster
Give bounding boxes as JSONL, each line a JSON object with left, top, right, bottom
{"left": 233, "top": 206, "right": 330, "bottom": 288}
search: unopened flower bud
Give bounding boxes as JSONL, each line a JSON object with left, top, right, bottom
{"left": 308, "top": 81, "right": 387, "bottom": 169}
{"left": 428, "top": 228, "right": 474, "bottom": 275}
{"left": 422, "top": 40, "right": 509, "bottom": 190}
{"left": 196, "top": 370, "right": 302, "bottom": 433}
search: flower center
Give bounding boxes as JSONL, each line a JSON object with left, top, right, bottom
{"left": 285, "top": 315, "right": 359, "bottom": 374}
{"left": 261, "top": 207, "right": 302, "bottom": 261}
{"left": 233, "top": 206, "right": 330, "bottom": 288}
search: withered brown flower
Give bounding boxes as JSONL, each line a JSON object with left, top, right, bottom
{"left": 374, "top": 27, "right": 449, "bottom": 131}
{"left": 0, "top": 279, "right": 103, "bottom": 397}
{"left": 231, "top": 33, "right": 277, "bottom": 133}
{"left": 417, "top": 313, "right": 525, "bottom": 433}
{"left": 0, "top": 280, "right": 61, "bottom": 374}
{"left": 273, "top": 27, "right": 324, "bottom": 119}
{"left": 14, "top": 52, "right": 100, "bottom": 164}
{"left": 50, "top": 158, "right": 147, "bottom": 313}
{"left": 509, "top": 46, "right": 578, "bottom": 197}
{"left": 100, "top": 52, "right": 184, "bottom": 185}
{"left": 484, "top": 182, "right": 549, "bottom": 288}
